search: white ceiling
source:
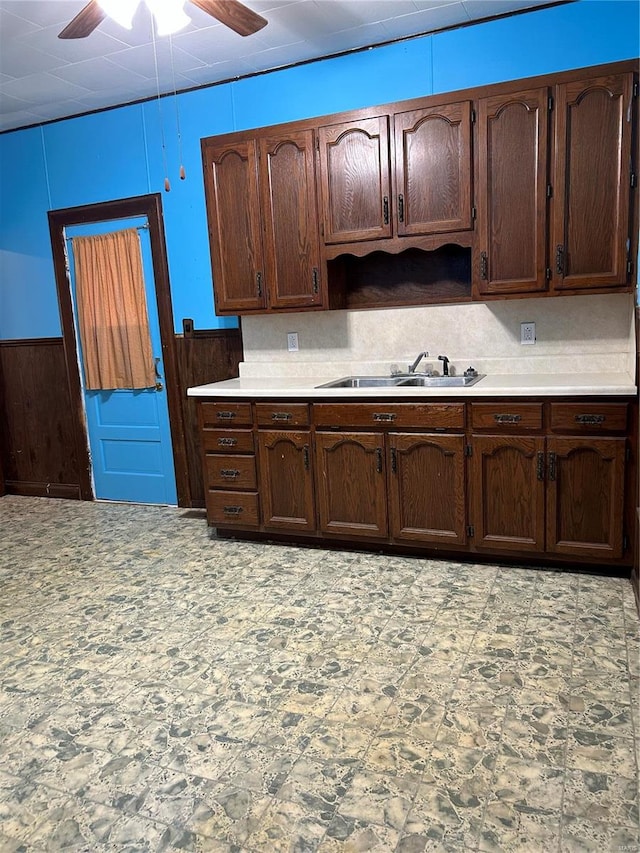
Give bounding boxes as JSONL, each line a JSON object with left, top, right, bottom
{"left": 0, "top": 0, "right": 561, "bottom": 133}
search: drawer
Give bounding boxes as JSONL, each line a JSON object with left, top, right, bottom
{"left": 470, "top": 403, "right": 543, "bottom": 431}
{"left": 549, "top": 403, "right": 628, "bottom": 433}
{"left": 200, "top": 402, "right": 252, "bottom": 428}
{"left": 255, "top": 402, "right": 310, "bottom": 427}
{"left": 202, "top": 429, "right": 254, "bottom": 453}
{"left": 313, "top": 403, "right": 465, "bottom": 430}
{"left": 206, "top": 490, "right": 259, "bottom": 527}
{"left": 205, "top": 453, "right": 257, "bottom": 489}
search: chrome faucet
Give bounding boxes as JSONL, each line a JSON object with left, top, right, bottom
{"left": 408, "top": 351, "right": 429, "bottom": 373}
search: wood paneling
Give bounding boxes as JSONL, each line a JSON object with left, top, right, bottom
{"left": 0, "top": 338, "right": 83, "bottom": 498}
{"left": 175, "top": 327, "right": 243, "bottom": 507}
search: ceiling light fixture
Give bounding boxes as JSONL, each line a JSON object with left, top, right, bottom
{"left": 97, "top": 0, "right": 191, "bottom": 36}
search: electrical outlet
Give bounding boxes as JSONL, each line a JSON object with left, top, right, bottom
{"left": 520, "top": 322, "right": 536, "bottom": 345}
{"left": 287, "top": 332, "right": 299, "bottom": 352}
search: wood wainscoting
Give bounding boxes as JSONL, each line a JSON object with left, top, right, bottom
{"left": 634, "top": 307, "right": 640, "bottom": 613}
{"left": 175, "top": 325, "right": 243, "bottom": 507}
{"left": 0, "top": 338, "right": 85, "bottom": 498}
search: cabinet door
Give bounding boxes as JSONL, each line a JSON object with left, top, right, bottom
{"left": 259, "top": 130, "right": 323, "bottom": 309}
{"left": 388, "top": 433, "right": 466, "bottom": 545}
{"left": 202, "top": 138, "right": 266, "bottom": 312}
{"left": 552, "top": 73, "right": 633, "bottom": 290}
{"left": 258, "top": 430, "right": 315, "bottom": 531}
{"left": 476, "top": 88, "right": 550, "bottom": 295}
{"left": 394, "top": 101, "right": 472, "bottom": 236}
{"left": 315, "top": 431, "right": 388, "bottom": 537}
{"left": 470, "top": 435, "right": 545, "bottom": 552}
{"left": 546, "top": 436, "right": 626, "bottom": 559}
{"left": 318, "top": 117, "right": 392, "bottom": 243}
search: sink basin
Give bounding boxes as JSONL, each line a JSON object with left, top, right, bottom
{"left": 316, "top": 374, "right": 485, "bottom": 389}
{"left": 399, "top": 374, "right": 484, "bottom": 387}
{"left": 315, "top": 376, "right": 408, "bottom": 388}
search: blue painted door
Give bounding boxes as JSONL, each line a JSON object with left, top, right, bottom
{"left": 66, "top": 217, "right": 177, "bottom": 505}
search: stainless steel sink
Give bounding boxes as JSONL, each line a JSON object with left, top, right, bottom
{"left": 315, "top": 376, "right": 409, "bottom": 388}
{"left": 399, "top": 374, "right": 484, "bottom": 387}
{"left": 316, "top": 374, "right": 485, "bottom": 389}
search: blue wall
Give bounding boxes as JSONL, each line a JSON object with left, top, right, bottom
{"left": 0, "top": 0, "right": 638, "bottom": 340}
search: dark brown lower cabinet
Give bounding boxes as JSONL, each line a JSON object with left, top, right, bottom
{"left": 315, "top": 431, "right": 388, "bottom": 538}
{"left": 546, "top": 436, "right": 626, "bottom": 559}
{"left": 470, "top": 435, "right": 546, "bottom": 552}
{"left": 257, "top": 430, "right": 315, "bottom": 531}
{"left": 389, "top": 433, "right": 466, "bottom": 544}
{"left": 471, "top": 434, "right": 627, "bottom": 559}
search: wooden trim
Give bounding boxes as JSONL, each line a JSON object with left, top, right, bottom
{"left": 0, "top": 337, "right": 64, "bottom": 347}
{"left": 5, "top": 481, "right": 81, "bottom": 499}
{"left": 48, "top": 193, "right": 191, "bottom": 506}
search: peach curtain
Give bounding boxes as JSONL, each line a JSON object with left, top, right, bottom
{"left": 72, "top": 228, "right": 155, "bottom": 390}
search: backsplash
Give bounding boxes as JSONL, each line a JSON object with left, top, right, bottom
{"left": 240, "top": 293, "right": 636, "bottom": 379}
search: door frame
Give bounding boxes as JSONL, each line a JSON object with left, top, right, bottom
{"left": 48, "top": 194, "right": 190, "bottom": 505}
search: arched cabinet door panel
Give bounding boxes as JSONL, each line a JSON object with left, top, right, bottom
{"left": 257, "top": 430, "right": 316, "bottom": 531}
{"left": 552, "top": 73, "right": 634, "bottom": 290}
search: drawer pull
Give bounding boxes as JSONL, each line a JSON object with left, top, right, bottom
{"left": 494, "top": 414, "right": 522, "bottom": 424}
{"left": 217, "top": 437, "right": 237, "bottom": 447}
{"left": 375, "top": 447, "right": 383, "bottom": 473}
{"left": 223, "top": 505, "right": 243, "bottom": 515}
{"left": 216, "top": 411, "right": 236, "bottom": 420}
{"left": 303, "top": 445, "right": 310, "bottom": 470}
{"left": 536, "top": 451, "right": 544, "bottom": 481}
{"left": 220, "top": 469, "right": 240, "bottom": 479}
{"left": 548, "top": 451, "right": 557, "bottom": 482}
{"left": 575, "top": 414, "right": 605, "bottom": 425}
{"left": 373, "top": 413, "right": 396, "bottom": 422}
{"left": 480, "top": 251, "right": 488, "bottom": 280}
{"left": 390, "top": 446, "right": 398, "bottom": 474}
{"left": 271, "top": 412, "right": 293, "bottom": 421}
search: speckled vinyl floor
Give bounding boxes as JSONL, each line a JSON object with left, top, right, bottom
{"left": 0, "top": 495, "right": 638, "bottom": 852}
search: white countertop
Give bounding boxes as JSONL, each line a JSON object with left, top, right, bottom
{"left": 187, "top": 372, "right": 637, "bottom": 399}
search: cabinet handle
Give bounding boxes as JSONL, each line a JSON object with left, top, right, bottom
{"left": 271, "top": 412, "right": 293, "bottom": 421}
{"left": 480, "top": 251, "right": 488, "bottom": 280}
{"left": 390, "top": 446, "right": 397, "bottom": 474}
{"left": 216, "top": 411, "right": 236, "bottom": 420}
{"left": 312, "top": 267, "right": 319, "bottom": 294}
{"left": 493, "top": 414, "right": 522, "bottom": 424}
{"left": 217, "top": 437, "right": 237, "bottom": 447}
{"left": 548, "top": 451, "right": 557, "bottom": 481}
{"left": 303, "top": 445, "right": 309, "bottom": 470}
{"left": 223, "top": 505, "right": 243, "bottom": 515}
{"left": 220, "top": 469, "right": 240, "bottom": 479}
{"left": 375, "top": 447, "right": 383, "bottom": 473}
{"left": 555, "top": 245, "right": 565, "bottom": 276}
{"left": 373, "top": 413, "right": 396, "bottom": 422}
{"left": 256, "top": 271, "right": 263, "bottom": 296}
{"left": 575, "top": 414, "right": 605, "bottom": 425}
{"left": 383, "top": 196, "right": 389, "bottom": 225}
{"left": 398, "top": 194, "right": 404, "bottom": 223}
{"left": 536, "top": 451, "right": 545, "bottom": 481}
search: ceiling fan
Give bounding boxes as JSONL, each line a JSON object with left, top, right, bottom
{"left": 58, "top": 0, "right": 268, "bottom": 39}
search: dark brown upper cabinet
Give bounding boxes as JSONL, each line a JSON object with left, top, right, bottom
{"left": 475, "top": 87, "right": 550, "bottom": 296}
{"left": 202, "top": 137, "right": 266, "bottom": 313}
{"left": 318, "top": 101, "right": 473, "bottom": 246}
{"left": 551, "top": 72, "right": 634, "bottom": 291}
{"left": 394, "top": 101, "right": 473, "bottom": 237}
{"left": 317, "top": 116, "right": 392, "bottom": 244}
{"left": 202, "top": 129, "right": 323, "bottom": 314}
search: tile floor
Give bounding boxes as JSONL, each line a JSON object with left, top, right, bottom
{"left": 0, "top": 495, "right": 638, "bottom": 852}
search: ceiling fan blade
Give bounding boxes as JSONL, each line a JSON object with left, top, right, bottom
{"left": 58, "top": 1, "right": 107, "bottom": 39}
{"left": 189, "top": 0, "right": 268, "bottom": 36}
